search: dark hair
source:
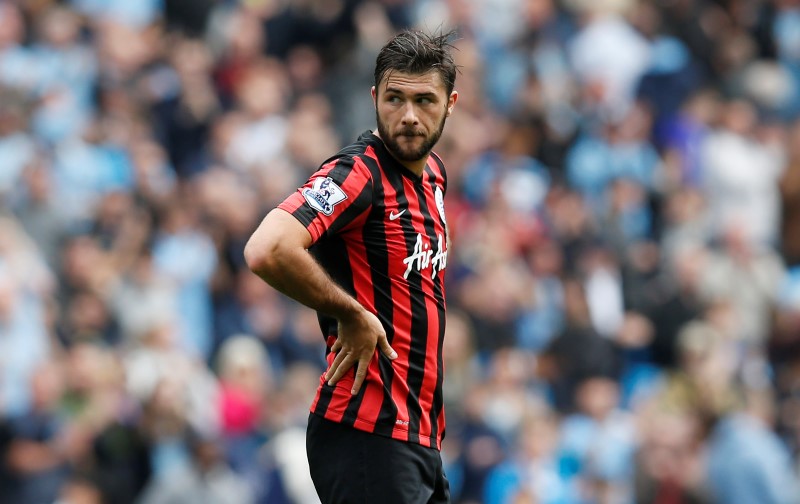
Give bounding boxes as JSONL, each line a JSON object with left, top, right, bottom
{"left": 374, "top": 30, "right": 458, "bottom": 96}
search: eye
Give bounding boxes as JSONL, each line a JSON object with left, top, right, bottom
{"left": 417, "top": 97, "right": 432, "bottom": 104}
{"left": 387, "top": 96, "right": 402, "bottom": 104}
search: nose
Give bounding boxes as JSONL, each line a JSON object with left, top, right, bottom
{"left": 401, "top": 103, "right": 419, "bottom": 126}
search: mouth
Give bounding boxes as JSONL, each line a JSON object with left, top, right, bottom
{"left": 397, "top": 127, "right": 423, "bottom": 136}
{"left": 397, "top": 132, "right": 423, "bottom": 139}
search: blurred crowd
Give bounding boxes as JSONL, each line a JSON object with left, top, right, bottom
{"left": 1, "top": 0, "right": 800, "bottom": 503}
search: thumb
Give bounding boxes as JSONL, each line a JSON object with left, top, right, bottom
{"left": 378, "top": 334, "right": 397, "bottom": 360}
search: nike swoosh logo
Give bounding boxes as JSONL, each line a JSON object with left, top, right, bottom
{"left": 389, "top": 209, "right": 406, "bottom": 221}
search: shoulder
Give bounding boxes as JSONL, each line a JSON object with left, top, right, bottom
{"left": 318, "top": 134, "right": 378, "bottom": 180}
{"left": 429, "top": 150, "right": 447, "bottom": 177}
{"left": 320, "top": 131, "right": 375, "bottom": 165}
{"left": 315, "top": 154, "right": 374, "bottom": 193}
{"left": 428, "top": 151, "right": 448, "bottom": 193}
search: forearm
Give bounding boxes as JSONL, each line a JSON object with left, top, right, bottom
{"left": 245, "top": 209, "right": 363, "bottom": 321}
{"left": 255, "top": 246, "right": 362, "bottom": 320}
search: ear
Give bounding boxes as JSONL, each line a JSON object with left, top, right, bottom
{"left": 446, "top": 90, "right": 458, "bottom": 117}
{"left": 371, "top": 86, "right": 377, "bottom": 107}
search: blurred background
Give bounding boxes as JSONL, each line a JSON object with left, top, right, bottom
{"left": 1, "top": 0, "right": 800, "bottom": 503}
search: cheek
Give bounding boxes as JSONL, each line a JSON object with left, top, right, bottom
{"left": 425, "top": 109, "right": 447, "bottom": 127}
{"left": 377, "top": 105, "right": 398, "bottom": 123}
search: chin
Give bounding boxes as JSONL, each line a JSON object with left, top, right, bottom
{"left": 397, "top": 147, "right": 427, "bottom": 162}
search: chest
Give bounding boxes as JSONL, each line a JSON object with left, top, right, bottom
{"left": 365, "top": 175, "right": 449, "bottom": 283}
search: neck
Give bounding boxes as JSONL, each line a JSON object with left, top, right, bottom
{"left": 373, "top": 129, "right": 428, "bottom": 177}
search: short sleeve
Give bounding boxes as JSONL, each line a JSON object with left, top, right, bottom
{"left": 277, "top": 156, "right": 373, "bottom": 244}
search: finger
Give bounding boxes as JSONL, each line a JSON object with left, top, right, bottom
{"left": 351, "top": 357, "right": 370, "bottom": 395}
{"left": 327, "top": 353, "right": 356, "bottom": 386}
{"left": 325, "top": 348, "right": 349, "bottom": 382}
{"left": 330, "top": 338, "right": 342, "bottom": 353}
{"left": 377, "top": 335, "right": 397, "bottom": 360}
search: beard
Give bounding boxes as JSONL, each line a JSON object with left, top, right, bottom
{"left": 376, "top": 110, "right": 447, "bottom": 163}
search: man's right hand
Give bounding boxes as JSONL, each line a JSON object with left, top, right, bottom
{"left": 325, "top": 308, "right": 397, "bottom": 396}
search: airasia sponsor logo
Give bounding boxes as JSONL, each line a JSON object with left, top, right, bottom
{"left": 403, "top": 233, "right": 447, "bottom": 280}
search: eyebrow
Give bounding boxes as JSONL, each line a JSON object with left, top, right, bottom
{"left": 383, "top": 87, "right": 438, "bottom": 99}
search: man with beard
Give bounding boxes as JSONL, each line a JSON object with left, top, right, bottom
{"left": 244, "top": 30, "right": 458, "bottom": 503}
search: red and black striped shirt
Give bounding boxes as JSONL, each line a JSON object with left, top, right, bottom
{"left": 277, "top": 130, "right": 449, "bottom": 449}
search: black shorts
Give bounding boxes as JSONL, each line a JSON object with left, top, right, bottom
{"left": 306, "top": 413, "right": 451, "bottom": 504}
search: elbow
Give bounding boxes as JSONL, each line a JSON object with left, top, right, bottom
{"left": 244, "top": 209, "right": 310, "bottom": 280}
{"left": 243, "top": 234, "right": 279, "bottom": 278}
